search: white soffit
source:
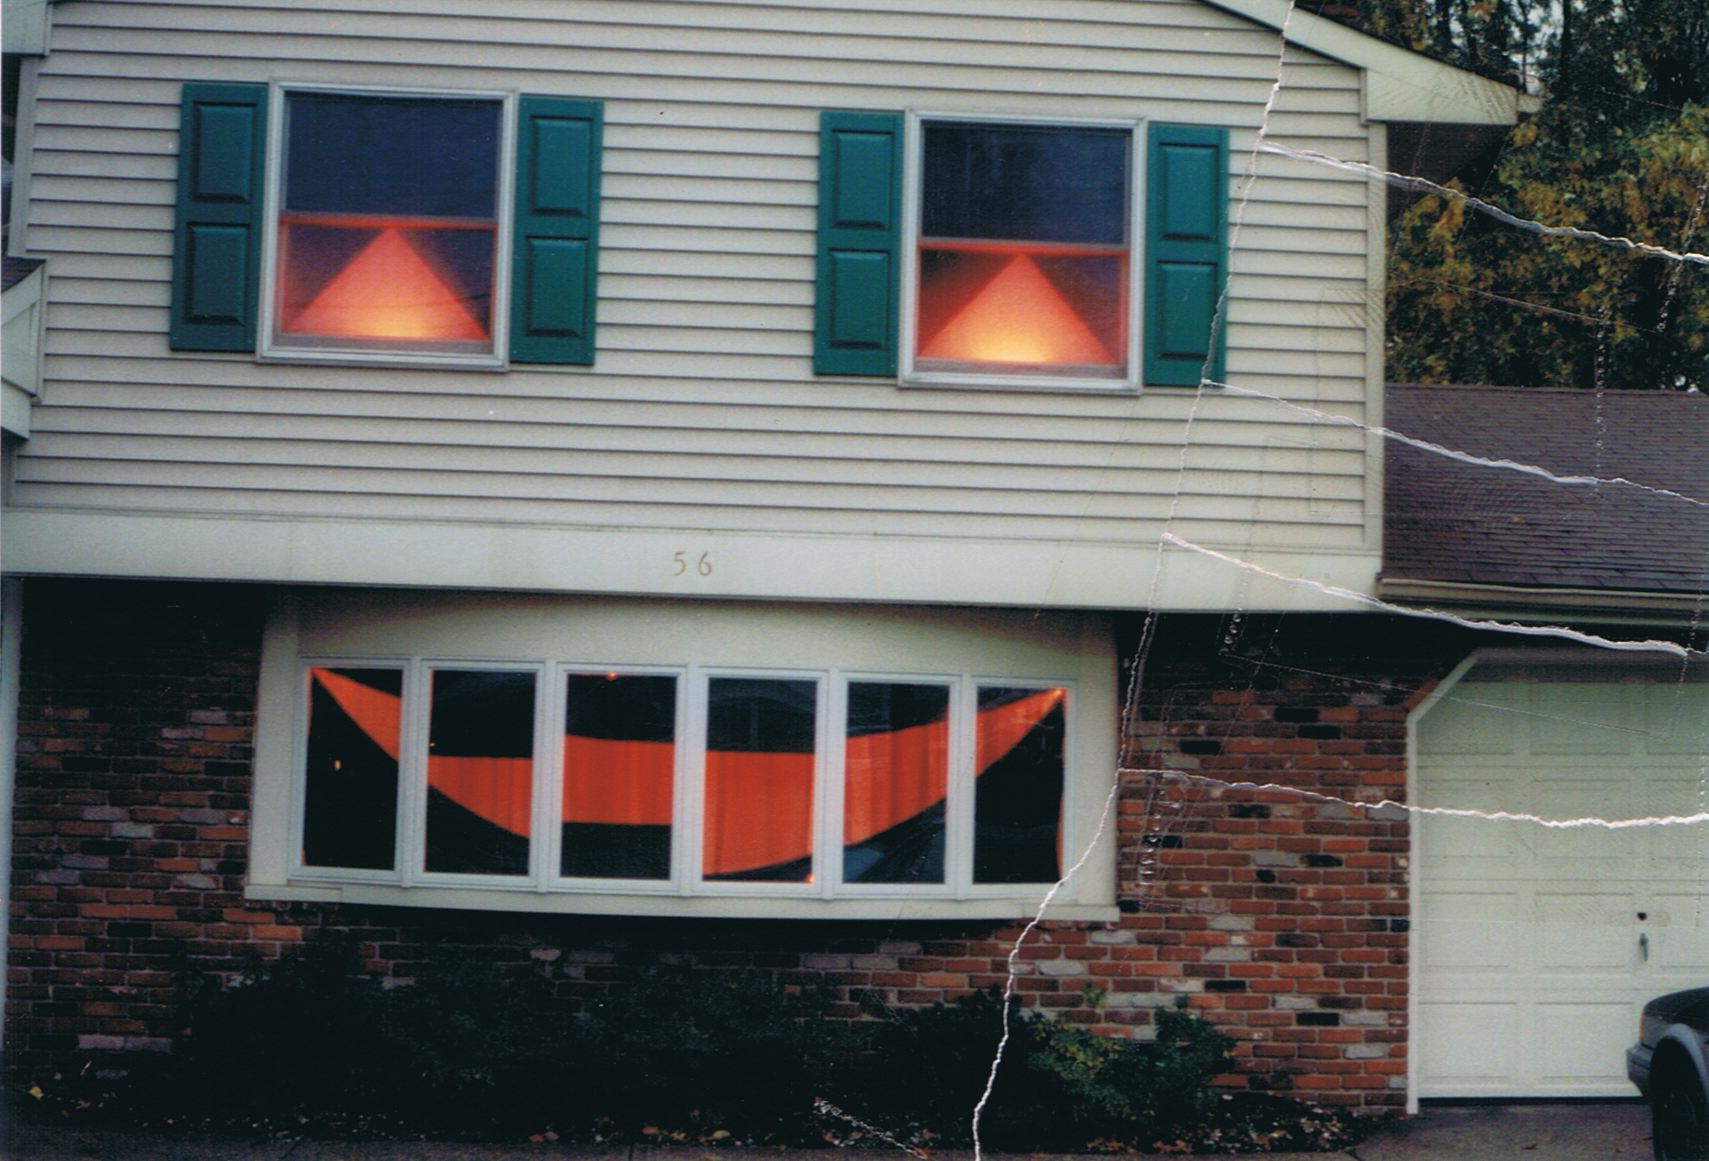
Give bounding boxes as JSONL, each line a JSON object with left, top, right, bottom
{"left": 1202, "top": 0, "right": 1528, "bottom": 124}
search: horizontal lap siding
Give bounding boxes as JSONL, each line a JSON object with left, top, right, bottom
{"left": 16, "top": 0, "right": 1376, "bottom": 550}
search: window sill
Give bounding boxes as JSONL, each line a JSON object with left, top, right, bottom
{"left": 900, "top": 369, "right": 1140, "bottom": 394}
{"left": 244, "top": 878, "right": 1118, "bottom": 921}
{"left": 255, "top": 347, "right": 509, "bottom": 372}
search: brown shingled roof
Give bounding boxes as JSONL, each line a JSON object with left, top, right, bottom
{"left": 1383, "top": 384, "right": 1709, "bottom": 594}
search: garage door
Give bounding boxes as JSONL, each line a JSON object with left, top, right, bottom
{"left": 1416, "top": 665, "right": 1709, "bottom": 1098}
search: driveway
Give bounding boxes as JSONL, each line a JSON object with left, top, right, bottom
{"left": 1, "top": 1103, "right": 1653, "bottom": 1161}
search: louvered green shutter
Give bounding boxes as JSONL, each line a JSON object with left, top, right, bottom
{"left": 170, "top": 84, "right": 268, "bottom": 352}
{"left": 815, "top": 111, "right": 903, "bottom": 376}
{"left": 1144, "top": 124, "right": 1228, "bottom": 387}
{"left": 511, "top": 97, "right": 602, "bottom": 365}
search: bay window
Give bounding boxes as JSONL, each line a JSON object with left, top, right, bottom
{"left": 253, "top": 593, "right": 1117, "bottom": 919}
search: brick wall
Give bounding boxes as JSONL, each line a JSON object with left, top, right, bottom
{"left": 1114, "top": 614, "right": 1474, "bottom": 1107}
{"left": 7, "top": 581, "right": 1470, "bottom": 1114}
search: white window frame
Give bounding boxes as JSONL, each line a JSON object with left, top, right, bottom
{"left": 900, "top": 110, "right": 1145, "bottom": 394}
{"left": 250, "top": 590, "right": 1119, "bottom": 920}
{"left": 257, "top": 82, "right": 517, "bottom": 370}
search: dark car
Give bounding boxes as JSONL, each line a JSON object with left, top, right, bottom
{"left": 1630, "top": 987, "right": 1709, "bottom": 1161}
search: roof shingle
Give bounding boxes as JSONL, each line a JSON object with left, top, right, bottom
{"left": 1383, "top": 384, "right": 1709, "bottom": 595}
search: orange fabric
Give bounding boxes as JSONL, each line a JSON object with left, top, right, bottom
{"left": 427, "top": 756, "right": 533, "bottom": 837}
{"left": 844, "top": 719, "right": 948, "bottom": 846}
{"left": 312, "top": 668, "right": 402, "bottom": 760}
{"left": 562, "top": 737, "right": 674, "bottom": 826}
{"left": 316, "top": 672, "right": 1065, "bottom": 862}
{"left": 703, "top": 751, "right": 814, "bottom": 877}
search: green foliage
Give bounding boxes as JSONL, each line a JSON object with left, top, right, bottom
{"left": 1358, "top": 0, "right": 1709, "bottom": 391}
{"left": 1388, "top": 103, "right": 1708, "bottom": 390}
{"left": 582, "top": 962, "right": 857, "bottom": 1137}
{"left": 862, "top": 989, "right": 1235, "bottom": 1150}
{"left": 33, "top": 954, "right": 1326, "bottom": 1151}
{"left": 175, "top": 936, "right": 594, "bottom": 1136}
{"left": 1022, "top": 998, "right": 1237, "bottom": 1147}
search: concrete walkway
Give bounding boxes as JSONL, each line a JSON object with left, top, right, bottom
{"left": 2, "top": 1103, "right": 1654, "bottom": 1161}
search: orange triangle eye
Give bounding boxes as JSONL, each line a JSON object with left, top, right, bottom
{"left": 284, "top": 228, "right": 489, "bottom": 342}
{"left": 920, "top": 254, "right": 1116, "bottom": 366}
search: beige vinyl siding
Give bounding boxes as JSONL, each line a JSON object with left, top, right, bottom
{"left": 12, "top": 0, "right": 1385, "bottom": 591}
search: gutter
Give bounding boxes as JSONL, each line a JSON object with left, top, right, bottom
{"left": 1377, "top": 577, "right": 1709, "bottom": 628}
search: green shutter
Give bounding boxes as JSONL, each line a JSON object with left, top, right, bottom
{"left": 170, "top": 83, "right": 267, "bottom": 352}
{"left": 510, "top": 97, "right": 602, "bottom": 365}
{"left": 815, "top": 111, "right": 903, "bottom": 376}
{"left": 1144, "top": 124, "right": 1228, "bottom": 387}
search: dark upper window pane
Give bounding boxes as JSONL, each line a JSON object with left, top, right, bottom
{"left": 284, "top": 92, "right": 500, "bottom": 219}
{"left": 922, "top": 122, "right": 1128, "bottom": 245}
{"left": 706, "top": 677, "right": 817, "bottom": 753}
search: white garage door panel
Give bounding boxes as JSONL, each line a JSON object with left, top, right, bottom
{"left": 1422, "top": 1003, "right": 1519, "bottom": 1083}
{"left": 1418, "top": 675, "right": 1709, "bottom": 1099}
{"left": 1419, "top": 892, "right": 1520, "bottom": 970}
{"left": 1533, "top": 890, "right": 1639, "bottom": 971}
{"left": 1537, "top": 1001, "right": 1641, "bottom": 1086}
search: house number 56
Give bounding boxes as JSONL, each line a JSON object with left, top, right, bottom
{"left": 673, "top": 551, "right": 712, "bottom": 576}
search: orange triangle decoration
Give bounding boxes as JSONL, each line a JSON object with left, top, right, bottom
{"left": 285, "top": 228, "right": 488, "bottom": 342}
{"left": 920, "top": 255, "right": 1115, "bottom": 366}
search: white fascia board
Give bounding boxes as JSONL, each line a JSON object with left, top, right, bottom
{"left": 0, "top": 507, "right": 1381, "bottom": 613}
{"left": 1202, "top": 0, "right": 1526, "bottom": 125}
{"left": 2, "top": 0, "right": 52, "bottom": 55}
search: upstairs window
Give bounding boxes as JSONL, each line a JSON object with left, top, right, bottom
{"left": 271, "top": 92, "right": 503, "bottom": 359}
{"left": 814, "top": 111, "right": 1226, "bottom": 389}
{"left": 914, "top": 121, "right": 1130, "bottom": 382}
{"left": 170, "top": 83, "right": 602, "bottom": 366}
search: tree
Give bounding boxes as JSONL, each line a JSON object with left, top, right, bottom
{"left": 1360, "top": 0, "right": 1709, "bottom": 390}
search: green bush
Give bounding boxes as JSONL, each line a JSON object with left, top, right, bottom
{"left": 35, "top": 943, "right": 1337, "bottom": 1150}
{"left": 583, "top": 962, "right": 859, "bottom": 1138}
{"left": 1023, "top": 998, "right": 1237, "bottom": 1146}
{"left": 856, "top": 987, "right": 1235, "bottom": 1151}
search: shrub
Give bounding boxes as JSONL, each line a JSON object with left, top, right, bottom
{"left": 28, "top": 947, "right": 1353, "bottom": 1152}
{"left": 581, "top": 962, "right": 859, "bottom": 1139}
{"left": 854, "top": 988, "right": 1235, "bottom": 1151}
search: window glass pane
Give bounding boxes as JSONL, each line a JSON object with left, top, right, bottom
{"left": 916, "top": 250, "right": 1126, "bottom": 372}
{"left": 973, "top": 686, "right": 1066, "bottom": 884}
{"left": 917, "top": 122, "right": 1129, "bottom": 376}
{"left": 562, "top": 673, "right": 676, "bottom": 880}
{"left": 425, "top": 669, "right": 535, "bottom": 876}
{"left": 284, "top": 93, "right": 499, "bottom": 218}
{"left": 844, "top": 682, "right": 949, "bottom": 884}
{"left": 277, "top": 224, "right": 495, "bottom": 346}
{"left": 703, "top": 677, "right": 816, "bottom": 882}
{"left": 303, "top": 667, "right": 401, "bottom": 870}
{"left": 922, "top": 123, "right": 1127, "bottom": 245}
{"left": 275, "top": 92, "right": 500, "bottom": 353}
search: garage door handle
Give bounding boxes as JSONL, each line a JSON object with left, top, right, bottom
{"left": 1639, "top": 932, "right": 1649, "bottom": 962}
